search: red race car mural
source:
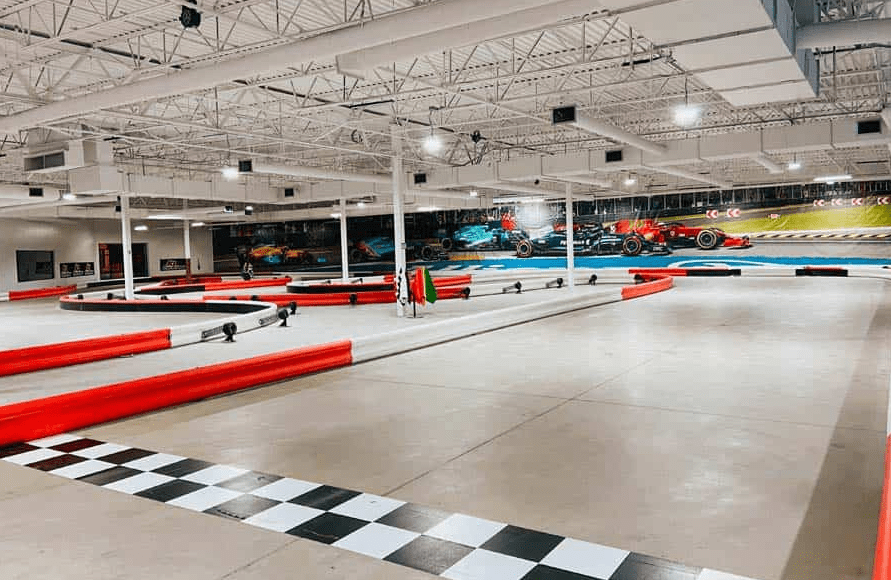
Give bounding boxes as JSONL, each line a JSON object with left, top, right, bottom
{"left": 612, "top": 219, "right": 751, "bottom": 250}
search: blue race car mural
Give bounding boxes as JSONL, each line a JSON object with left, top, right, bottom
{"left": 515, "top": 224, "right": 671, "bottom": 257}
{"left": 450, "top": 221, "right": 526, "bottom": 250}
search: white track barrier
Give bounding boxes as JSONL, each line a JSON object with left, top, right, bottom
{"left": 352, "top": 285, "right": 624, "bottom": 363}
{"left": 169, "top": 301, "right": 280, "bottom": 347}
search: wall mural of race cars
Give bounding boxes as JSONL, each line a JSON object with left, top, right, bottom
{"left": 213, "top": 204, "right": 759, "bottom": 272}
{"left": 514, "top": 221, "right": 671, "bottom": 258}
{"left": 612, "top": 219, "right": 752, "bottom": 250}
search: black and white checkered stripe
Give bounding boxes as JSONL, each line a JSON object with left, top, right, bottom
{"left": 1, "top": 434, "right": 757, "bottom": 580}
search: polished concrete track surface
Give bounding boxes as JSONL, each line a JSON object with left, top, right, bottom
{"left": 0, "top": 281, "right": 622, "bottom": 405}
{"left": 0, "top": 276, "right": 888, "bottom": 580}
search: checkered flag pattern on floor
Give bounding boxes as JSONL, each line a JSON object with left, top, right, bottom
{"left": 1, "top": 434, "right": 758, "bottom": 580}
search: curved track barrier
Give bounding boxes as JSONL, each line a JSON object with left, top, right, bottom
{"left": 621, "top": 273, "right": 674, "bottom": 300}
{"left": 137, "top": 276, "right": 291, "bottom": 295}
{"left": 0, "top": 330, "right": 171, "bottom": 378}
{"left": 0, "top": 340, "right": 352, "bottom": 446}
{"left": 874, "top": 366, "right": 891, "bottom": 580}
{"left": 3, "top": 284, "right": 78, "bottom": 302}
{"left": 60, "top": 295, "right": 271, "bottom": 313}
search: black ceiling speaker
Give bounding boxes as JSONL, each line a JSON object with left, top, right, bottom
{"left": 552, "top": 105, "right": 577, "bottom": 124}
{"left": 180, "top": 0, "right": 201, "bottom": 28}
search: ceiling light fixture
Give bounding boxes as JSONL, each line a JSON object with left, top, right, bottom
{"left": 469, "top": 189, "right": 478, "bottom": 197}
{"left": 624, "top": 177, "right": 637, "bottom": 186}
{"left": 673, "top": 76, "right": 701, "bottom": 127}
{"left": 61, "top": 193, "right": 77, "bottom": 201}
{"left": 134, "top": 225, "right": 148, "bottom": 231}
{"left": 221, "top": 166, "right": 239, "bottom": 180}
{"left": 787, "top": 160, "right": 802, "bottom": 171}
{"left": 331, "top": 212, "right": 342, "bottom": 219}
{"left": 813, "top": 174, "right": 852, "bottom": 183}
{"left": 357, "top": 201, "right": 366, "bottom": 208}
{"left": 423, "top": 133, "right": 442, "bottom": 155}
{"left": 191, "top": 221, "right": 205, "bottom": 227}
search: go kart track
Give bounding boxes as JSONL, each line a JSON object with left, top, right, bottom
{"left": 0, "top": 253, "right": 889, "bottom": 580}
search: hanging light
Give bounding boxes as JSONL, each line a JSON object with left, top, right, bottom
{"left": 423, "top": 133, "right": 442, "bottom": 155}
{"left": 674, "top": 76, "right": 701, "bottom": 127}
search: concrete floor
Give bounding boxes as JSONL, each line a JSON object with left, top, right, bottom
{"left": 1, "top": 276, "right": 887, "bottom": 580}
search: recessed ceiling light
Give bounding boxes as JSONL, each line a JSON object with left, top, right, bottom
{"left": 191, "top": 221, "right": 205, "bottom": 227}
{"left": 624, "top": 178, "right": 637, "bottom": 186}
{"left": 134, "top": 225, "right": 148, "bottom": 231}
{"left": 357, "top": 201, "right": 366, "bottom": 208}
{"left": 787, "top": 161, "right": 802, "bottom": 171}
{"left": 469, "top": 190, "right": 478, "bottom": 197}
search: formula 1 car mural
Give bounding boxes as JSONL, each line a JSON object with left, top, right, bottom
{"left": 515, "top": 223, "right": 671, "bottom": 258}
{"left": 613, "top": 219, "right": 751, "bottom": 250}
{"left": 449, "top": 221, "right": 527, "bottom": 251}
{"left": 350, "top": 237, "right": 446, "bottom": 262}
{"left": 249, "top": 244, "right": 315, "bottom": 265}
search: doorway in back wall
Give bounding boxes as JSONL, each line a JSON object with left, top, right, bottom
{"left": 98, "top": 243, "right": 148, "bottom": 280}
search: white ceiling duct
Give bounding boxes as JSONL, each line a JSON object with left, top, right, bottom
{"left": 0, "top": 0, "right": 590, "bottom": 134}
{"left": 336, "top": 0, "right": 597, "bottom": 78}
{"left": 570, "top": 114, "right": 667, "bottom": 156}
{"left": 797, "top": 18, "right": 891, "bottom": 50}
{"left": 249, "top": 161, "right": 391, "bottom": 185}
{"left": 750, "top": 153, "right": 784, "bottom": 174}
{"left": 646, "top": 165, "right": 731, "bottom": 189}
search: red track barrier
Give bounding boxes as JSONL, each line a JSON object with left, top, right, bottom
{"left": 0, "top": 340, "right": 352, "bottom": 446}
{"left": 0, "top": 329, "right": 171, "bottom": 378}
{"left": 621, "top": 274, "right": 673, "bottom": 300}
{"left": 208, "top": 285, "right": 470, "bottom": 307}
{"left": 875, "top": 436, "right": 891, "bottom": 580}
{"left": 629, "top": 268, "right": 690, "bottom": 277}
{"left": 203, "top": 277, "right": 291, "bottom": 291}
{"left": 8, "top": 284, "right": 77, "bottom": 301}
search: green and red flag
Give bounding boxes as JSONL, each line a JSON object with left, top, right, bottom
{"left": 412, "top": 267, "right": 438, "bottom": 305}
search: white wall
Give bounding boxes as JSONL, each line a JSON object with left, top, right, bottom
{"left": 0, "top": 218, "right": 212, "bottom": 291}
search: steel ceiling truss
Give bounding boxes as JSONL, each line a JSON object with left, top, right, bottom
{"left": 0, "top": 0, "right": 889, "bottom": 198}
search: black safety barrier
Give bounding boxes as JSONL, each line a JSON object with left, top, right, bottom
{"left": 502, "top": 281, "right": 522, "bottom": 294}
{"left": 460, "top": 287, "right": 471, "bottom": 299}
{"left": 795, "top": 267, "right": 849, "bottom": 277}
{"left": 686, "top": 269, "right": 742, "bottom": 277}
{"left": 349, "top": 293, "right": 358, "bottom": 306}
{"left": 588, "top": 274, "right": 598, "bottom": 286}
{"left": 137, "top": 285, "right": 205, "bottom": 295}
{"left": 61, "top": 299, "right": 271, "bottom": 314}
{"left": 277, "top": 308, "right": 289, "bottom": 327}
{"left": 545, "top": 278, "right": 564, "bottom": 289}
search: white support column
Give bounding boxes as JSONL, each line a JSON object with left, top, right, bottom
{"left": 565, "top": 181, "right": 575, "bottom": 291}
{"left": 183, "top": 200, "right": 192, "bottom": 278}
{"left": 119, "top": 195, "right": 135, "bottom": 300}
{"left": 339, "top": 198, "right": 349, "bottom": 283}
{"left": 391, "top": 125, "right": 408, "bottom": 317}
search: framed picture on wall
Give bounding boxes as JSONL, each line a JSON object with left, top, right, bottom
{"left": 16, "top": 250, "right": 54, "bottom": 282}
